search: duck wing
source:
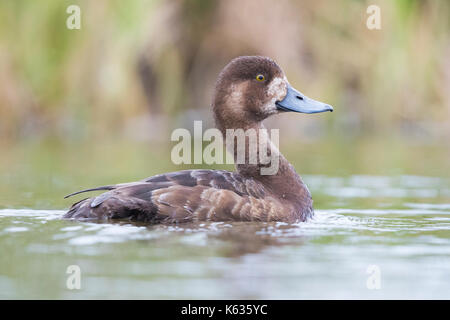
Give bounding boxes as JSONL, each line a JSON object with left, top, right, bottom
{"left": 63, "top": 169, "right": 288, "bottom": 223}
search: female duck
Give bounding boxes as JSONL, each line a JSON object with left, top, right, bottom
{"left": 64, "top": 56, "right": 333, "bottom": 223}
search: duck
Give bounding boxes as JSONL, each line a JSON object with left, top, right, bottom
{"left": 64, "top": 56, "right": 333, "bottom": 223}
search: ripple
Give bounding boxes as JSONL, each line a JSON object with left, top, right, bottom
{"left": 303, "top": 174, "right": 450, "bottom": 199}
{"left": 3, "top": 226, "right": 29, "bottom": 233}
{"left": 0, "top": 209, "right": 64, "bottom": 219}
{"left": 319, "top": 208, "right": 450, "bottom": 216}
{"left": 405, "top": 203, "right": 450, "bottom": 210}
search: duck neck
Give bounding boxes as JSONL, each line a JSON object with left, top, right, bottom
{"left": 225, "top": 122, "right": 283, "bottom": 177}
{"left": 217, "top": 121, "right": 310, "bottom": 205}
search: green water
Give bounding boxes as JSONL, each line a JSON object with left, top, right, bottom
{"left": 0, "top": 139, "right": 449, "bottom": 299}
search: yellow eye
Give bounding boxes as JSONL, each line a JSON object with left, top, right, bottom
{"left": 256, "top": 74, "right": 265, "bottom": 82}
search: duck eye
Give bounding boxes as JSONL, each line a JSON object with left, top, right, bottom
{"left": 256, "top": 74, "right": 265, "bottom": 82}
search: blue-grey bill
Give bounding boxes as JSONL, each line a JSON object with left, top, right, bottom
{"left": 276, "top": 84, "right": 333, "bottom": 114}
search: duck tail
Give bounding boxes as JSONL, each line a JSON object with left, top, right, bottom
{"left": 64, "top": 197, "right": 93, "bottom": 219}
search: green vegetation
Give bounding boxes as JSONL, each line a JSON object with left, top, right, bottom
{"left": 0, "top": 0, "right": 449, "bottom": 141}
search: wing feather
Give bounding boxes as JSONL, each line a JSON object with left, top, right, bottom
{"left": 64, "top": 169, "right": 291, "bottom": 223}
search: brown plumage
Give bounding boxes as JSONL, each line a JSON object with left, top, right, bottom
{"left": 64, "top": 56, "right": 333, "bottom": 223}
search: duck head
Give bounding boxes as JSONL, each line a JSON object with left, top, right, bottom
{"left": 213, "top": 56, "right": 333, "bottom": 129}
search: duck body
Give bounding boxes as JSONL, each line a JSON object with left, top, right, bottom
{"left": 64, "top": 56, "right": 332, "bottom": 223}
{"left": 65, "top": 168, "right": 313, "bottom": 223}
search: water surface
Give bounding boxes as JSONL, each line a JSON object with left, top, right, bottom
{"left": 1, "top": 173, "right": 449, "bottom": 299}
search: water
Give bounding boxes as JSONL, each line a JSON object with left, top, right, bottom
{"left": 1, "top": 173, "right": 449, "bottom": 299}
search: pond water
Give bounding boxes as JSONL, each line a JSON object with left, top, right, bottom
{"left": 0, "top": 141, "right": 449, "bottom": 299}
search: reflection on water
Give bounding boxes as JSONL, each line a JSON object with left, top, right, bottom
{"left": 0, "top": 174, "right": 449, "bottom": 299}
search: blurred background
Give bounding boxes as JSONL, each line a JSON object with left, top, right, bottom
{"left": 1, "top": 0, "right": 450, "bottom": 300}
{"left": 0, "top": 0, "right": 449, "bottom": 209}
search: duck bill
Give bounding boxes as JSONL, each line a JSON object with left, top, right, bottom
{"left": 276, "top": 84, "right": 333, "bottom": 114}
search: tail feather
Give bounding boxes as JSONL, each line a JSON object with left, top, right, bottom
{"left": 64, "top": 197, "right": 94, "bottom": 219}
{"left": 63, "top": 193, "right": 159, "bottom": 222}
{"left": 64, "top": 185, "right": 115, "bottom": 199}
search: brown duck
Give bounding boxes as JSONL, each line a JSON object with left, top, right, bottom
{"left": 64, "top": 56, "right": 333, "bottom": 223}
